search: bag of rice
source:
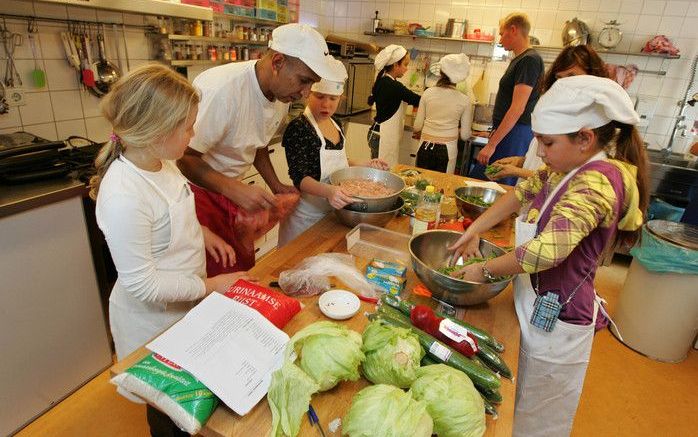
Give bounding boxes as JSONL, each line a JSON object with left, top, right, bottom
{"left": 110, "top": 353, "right": 218, "bottom": 434}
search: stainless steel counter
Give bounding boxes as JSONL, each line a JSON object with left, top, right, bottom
{"left": 0, "top": 178, "right": 86, "bottom": 219}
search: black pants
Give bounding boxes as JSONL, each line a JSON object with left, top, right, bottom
{"left": 415, "top": 141, "right": 449, "bottom": 173}
{"left": 147, "top": 405, "right": 189, "bottom": 437}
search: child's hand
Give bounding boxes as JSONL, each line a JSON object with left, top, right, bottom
{"left": 363, "top": 158, "right": 389, "bottom": 170}
{"left": 209, "top": 271, "right": 258, "bottom": 294}
{"left": 492, "top": 156, "right": 525, "bottom": 167}
{"left": 202, "top": 226, "right": 236, "bottom": 268}
{"left": 327, "top": 185, "right": 356, "bottom": 209}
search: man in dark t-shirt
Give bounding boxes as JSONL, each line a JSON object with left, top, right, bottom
{"left": 470, "top": 12, "right": 544, "bottom": 186}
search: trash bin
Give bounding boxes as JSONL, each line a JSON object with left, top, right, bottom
{"left": 611, "top": 220, "right": 698, "bottom": 363}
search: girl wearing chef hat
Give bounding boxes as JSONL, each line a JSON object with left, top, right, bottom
{"left": 367, "top": 44, "right": 421, "bottom": 167}
{"left": 279, "top": 58, "right": 388, "bottom": 246}
{"left": 449, "top": 75, "right": 649, "bottom": 436}
{"left": 412, "top": 53, "right": 473, "bottom": 174}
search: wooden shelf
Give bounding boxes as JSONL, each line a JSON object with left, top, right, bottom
{"left": 364, "top": 31, "right": 495, "bottom": 45}
{"left": 166, "top": 34, "right": 268, "bottom": 45}
{"left": 533, "top": 45, "right": 680, "bottom": 59}
{"left": 213, "top": 12, "right": 285, "bottom": 27}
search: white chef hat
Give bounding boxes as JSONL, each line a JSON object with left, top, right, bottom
{"left": 374, "top": 44, "right": 408, "bottom": 71}
{"left": 439, "top": 53, "right": 470, "bottom": 84}
{"left": 531, "top": 75, "right": 640, "bottom": 135}
{"left": 311, "top": 58, "right": 348, "bottom": 95}
{"left": 269, "top": 23, "right": 346, "bottom": 82}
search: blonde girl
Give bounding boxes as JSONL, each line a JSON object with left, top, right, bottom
{"left": 90, "top": 64, "right": 251, "bottom": 362}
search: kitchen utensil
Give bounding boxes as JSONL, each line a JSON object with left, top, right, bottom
{"left": 409, "top": 230, "right": 512, "bottom": 306}
{"left": 455, "top": 186, "right": 502, "bottom": 217}
{"left": 93, "top": 24, "right": 120, "bottom": 94}
{"left": 60, "top": 32, "right": 80, "bottom": 70}
{"left": 330, "top": 166, "right": 405, "bottom": 213}
{"left": 77, "top": 28, "right": 96, "bottom": 89}
{"left": 121, "top": 24, "right": 131, "bottom": 72}
{"left": 561, "top": 17, "right": 590, "bottom": 46}
{"left": 334, "top": 197, "right": 404, "bottom": 228}
{"left": 112, "top": 24, "right": 125, "bottom": 74}
{"left": 1, "top": 20, "right": 23, "bottom": 87}
{"left": 318, "top": 289, "right": 361, "bottom": 320}
{"left": 27, "top": 19, "right": 45, "bottom": 88}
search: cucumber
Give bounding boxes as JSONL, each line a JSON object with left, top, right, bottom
{"left": 481, "top": 396, "right": 499, "bottom": 418}
{"left": 372, "top": 310, "right": 501, "bottom": 392}
{"left": 421, "top": 355, "right": 438, "bottom": 366}
{"left": 477, "top": 342, "right": 512, "bottom": 380}
{"left": 478, "top": 386, "right": 503, "bottom": 404}
{"left": 380, "top": 295, "right": 505, "bottom": 352}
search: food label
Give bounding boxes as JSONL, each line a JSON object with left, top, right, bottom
{"left": 439, "top": 319, "right": 478, "bottom": 352}
{"left": 428, "top": 342, "right": 453, "bottom": 362}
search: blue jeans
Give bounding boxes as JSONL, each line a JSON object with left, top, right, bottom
{"left": 469, "top": 123, "right": 534, "bottom": 186}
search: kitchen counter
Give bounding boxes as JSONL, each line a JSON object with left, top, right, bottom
{"left": 110, "top": 167, "right": 519, "bottom": 437}
{"left": 337, "top": 110, "right": 416, "bottom": 131}
{"left": 0, "top": 177, "right": 86, "bottom": 219}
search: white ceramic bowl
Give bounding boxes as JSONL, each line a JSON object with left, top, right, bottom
{"left": 318, "top": 289, "right": 361, "bottom": 320}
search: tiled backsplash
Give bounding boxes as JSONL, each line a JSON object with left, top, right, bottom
{"left": 302, "top": 0, "right": 698, "bottom": 153}
{"left": 0, "top": 0, "right": 157, "bottom": 143}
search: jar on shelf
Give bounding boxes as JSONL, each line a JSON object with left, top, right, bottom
{"left": 195, "top": 44, "right": 203, "bottom": 60}
{"left": 230, "top": 46, "right": 237, "bottom": 61}
{"left": 203, "top": 21, "right": 212, "bottom": 38}
{"left": 173, "top": 18, "right": 184, "bottom": 35}
{"left": 222, "top": 46, "right": 230, "bottom": 61}
{"left": 193, "top": 20, "right": 203, "bottom": 37}
{"left": 235, "top": 26, "right": 244, "bottom": 40}
{"left": 183, "top": 20, "right": 192, "bottom": 36}
{"left": 172, "top": 42, "right": 183, "bottom": 60}
{"left": 208, "top": 45, "right": 217, "bottom": 61}
{"left": 185, "top": 44, "right": 192, "bottom": 60}
{"left": 242, "top": 46, "right": 249, "bottom": 61}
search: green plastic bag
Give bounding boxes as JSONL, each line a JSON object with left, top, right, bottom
{"left": 630, "top": 227, "right": 698, "bottom": 274}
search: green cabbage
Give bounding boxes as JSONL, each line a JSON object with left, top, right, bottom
{"left": 268, "top": 361, "right": 320, "bottom": 437}
{"left": 286, "top": 321, "right": 364, "bottom": 391}
{"left": 342, "top": 384, "right": 433, "bottom": 437}
{"left": 410, "top": 364, "right": 486, "bottom": 437}
{"left": 361, "top": 320, "right": 423, "bottom": 388}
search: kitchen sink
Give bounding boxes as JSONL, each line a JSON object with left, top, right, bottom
{"left": 646, "top": 149, "right": 698, "bottom": 171}
{"left": 646, "top": 149, "right": 698, "bottom": 206}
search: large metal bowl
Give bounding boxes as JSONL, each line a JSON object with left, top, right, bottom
{"left": 334, "top": 197, "right": 404, "bottom": 228}
{"left": 409, "top": 230, "right": 512, "bottom": 306}
{"left": 455, "top": 186, "right": 503, "bottom": 217}
{"left": 330, "top": 167, "right": 405, "bottom": 212}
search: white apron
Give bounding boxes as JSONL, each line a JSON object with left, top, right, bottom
{"left": 512, "top": 152, "right": 605, "bottom": 437}
{"left": 445, "top": 139, "right": 458, "bottom": 174}
{"left": 109, "top": 157, "right": 206, "bottom": 361}
{"left": 278, "top": 107, "right": 349, "bottom": 246}
{"left": 377, "top": 76, "right": 406, "bottom": 168}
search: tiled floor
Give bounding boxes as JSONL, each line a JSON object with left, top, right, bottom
{"left": 15, "top": 256, "right": 698, "bottom": 437}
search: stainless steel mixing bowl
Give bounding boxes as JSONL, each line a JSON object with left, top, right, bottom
{"left": 455, "top": 186, "right": 503, "bottom": 217}
{"left": 334, "top": 197, "right": 404, "bottom": 228}
{"left": 409, "top": 230, "right": 512, "bottom": 306}
{"left": 330, "top": 166, "right": 405, "bottom": 212}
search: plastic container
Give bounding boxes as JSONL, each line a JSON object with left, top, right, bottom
{"left": 345, "top": 223, "right": 411, "bottom": 264}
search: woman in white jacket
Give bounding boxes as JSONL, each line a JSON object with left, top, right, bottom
{"left": 412, "top": 53, "right": 473, "bottom": 174}
{"left": 89, "top": 64, "right": 251, "bottom": 435}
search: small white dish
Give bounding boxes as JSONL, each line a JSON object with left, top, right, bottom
{"left": 318, "top": 289, "right": 361, "bottom": 320}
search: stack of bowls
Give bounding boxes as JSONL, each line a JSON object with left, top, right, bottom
{"left": 330, "top": 167, "right": 406, "bottom": 227}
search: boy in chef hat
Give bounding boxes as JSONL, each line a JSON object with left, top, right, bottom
{"left": 366, "top": 44, "right": 421, "bottom": 165}
{"left": 279, "top": 58, "right": 388, "bottom": 245}
{"left": 412, "top": 53, "right": 473, "bottom": 173}
{"left": 449, "top": 74, "right": 648, "bottom": 437}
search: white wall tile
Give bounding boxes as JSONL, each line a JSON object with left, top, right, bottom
{"left": 403, "top": 3, "right": 419, "bottom": 19}
{"left": 33, "top": 2, "right": 68, "bottom": 19}
{"left": 96, "top": 10, "right": 124, "bottom": 24}
{"left": 418, "top": 3, "right": 435, "bottom": 24}
{"left": 636, "top": 14, "right": 661, "bottom": 34}
{"left": 538, "top": 0, "right": 558, "bottom": 8}
{"left": 44, "top": 59, "right": 80, "bottom": 91}
{"left": 50, "top": 91, "right": 84, "bottom": 121}
{"left": 85, "top": 116, "right": 112, "bottom": 143}
{"left": 123, "top": 13, "right": 146, "bottom": 26}
{"left": 647, "top": 115, "right": 673, "bottom": 135}
{"left": 335, "top": 1, "right": 348, "bottom": 17}
{"left": 123, "top": 30, "right": 151, "bottom": 60}
{"left": 657, "top": 16, "right": 684, "bottom": 38}
{"left": 56, "top": 119, "right": 88, "bottom": 140}
{"left": 617, "top": 14, "right": 640, "bottom": 33}
{"left": 680, "top": 16, "right": 698, "bottom": 39}
{"left": 39, "top": 26, "right": 70, "bottom": 60}
{"left": 620, "top": 0, "right": 644, "bottom": 14}
{"left": 558, "top": 0, "right": 579, "bottom": 11}
{"left": 660, "top": 78, "right": 688, "bottom": 99}
{"left": 688, "top": 1, "right": 698, "bottom": 17}
{"left": 598, "top": 0, "right": 622, "bottom": 13}
{"left": 663, "top": 1, "right": 689, "bottom": 16}
{"left": 580, "top": 0, "right": 601, "bottom": 12}
{"left": 641, "top": 0, "right": 666, "bottom": 15}
{"left": 18, "top": 92, "right": 54, "bottom": 125}
{"left": 362, "top": 2, "right": 377, "bottom": 19}
{"left": 0, "top": 0, "right": 34, "bottom": 15}
{"left": 521, "top": 0, "right": 540, "bottom": 9}
{"left": 24, "top": 123, "right": 58, "bottom": 141}
{"left": 66, "top": 5, "right": 98, "bottom": 21}
{"left": 0, "top": 107, "right": 22, "bottom": 129}
{"left": 503, "top": 0, "right": 523, "bottom": 7}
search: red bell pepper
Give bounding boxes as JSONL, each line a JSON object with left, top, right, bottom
{"left": 410, "top": 305, "right": 479, "bottom": 357}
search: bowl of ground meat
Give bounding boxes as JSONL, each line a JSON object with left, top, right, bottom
{"left": 330, "top": 167, "right": 405, "bottom": 212}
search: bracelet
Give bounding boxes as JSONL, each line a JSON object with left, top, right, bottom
{"left": 481, "top": 261, "right": 497, "bottom": 282}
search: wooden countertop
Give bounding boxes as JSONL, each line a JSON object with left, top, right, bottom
{"left": 111, "top": 166, "right": 519, "bottom": 437}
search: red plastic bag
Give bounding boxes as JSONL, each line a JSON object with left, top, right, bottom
{"left": 224, "top": 279, "right": 301, "bottom": 329}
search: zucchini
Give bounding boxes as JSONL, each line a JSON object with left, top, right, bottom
{"left": 478, "top": 386, "right": 503, "bottom": 404}
{"left": 481, "top": 396, "right": 499, "bottom": 418}
{"left": 372, "top": 311, "right": 501, "bottom": 392}
{"left": 380, "top": 295, "right": 505, "bottom": 353}
{"left": 478, "top": 342, "right": 513, "bottom": 380}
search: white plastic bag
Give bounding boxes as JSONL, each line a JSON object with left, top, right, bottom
{"left": 278, "top": 253, "right": 378, "bottom": 298}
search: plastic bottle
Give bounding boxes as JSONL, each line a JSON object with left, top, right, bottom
{"left": 412, "top": 185, "right": 441, "bottom": 235}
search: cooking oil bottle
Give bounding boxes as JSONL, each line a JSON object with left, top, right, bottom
{"left": 412, "top": 185, "right": 440, "bottom": 235}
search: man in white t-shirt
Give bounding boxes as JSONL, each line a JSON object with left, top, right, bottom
{"left": 178, "top": 24, "right": 345, "bottom": 275}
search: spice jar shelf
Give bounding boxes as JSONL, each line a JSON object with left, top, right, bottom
{"left": 213, "top": 12, "right": 284, "bottom": 27}
{"left": 165, "top": 34, "right": 268, "bottom": 46}
{"left": 364, "top": 31, "right": 495, "bottom": 45}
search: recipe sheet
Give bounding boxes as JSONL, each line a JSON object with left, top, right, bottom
{"left": 147, "top": 293, "right": 289, "bottom": 415}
